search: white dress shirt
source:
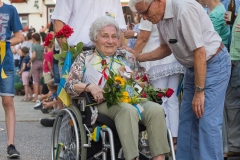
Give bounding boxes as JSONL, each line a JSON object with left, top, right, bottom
{"left": 158, "top": 0, "right": 222, "bottom": 68}
{"left": 51, "top": 0, "right": 126, "bottom": 47}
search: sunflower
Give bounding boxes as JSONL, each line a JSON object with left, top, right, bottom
{"left": 114, "top": 76, "right": 125, "bottom": 86}
{"left": 122, "top": 91, "right": 129, "bottom": 97}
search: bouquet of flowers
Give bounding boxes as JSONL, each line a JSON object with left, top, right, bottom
{"left": 44, "top": 25, "right": 84, "bottom": 66}
{"left": 103, "top": 68, "right": 174, "bottom": 109}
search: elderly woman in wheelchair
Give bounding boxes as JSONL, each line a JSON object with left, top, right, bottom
{"left": 60, "top": 16, "right": 170, "bottom": 160}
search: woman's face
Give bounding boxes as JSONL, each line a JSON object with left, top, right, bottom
{"left": 94, "top": 25, "right": 119, "bottom": 56}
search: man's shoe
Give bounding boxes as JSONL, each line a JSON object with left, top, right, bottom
{"left": 34, "top": 103, "right": 42, "bottom": 110}
{"left": 40, "top": 118, "right": 55, "bottom": 127}
{"left": 227, "top": 151, "right": 240, "bottom": 157}
{"left": 7, "top": 144, "right": 20, "bottom": 158}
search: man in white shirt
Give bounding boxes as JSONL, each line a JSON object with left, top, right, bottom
{"left": 128, "top": 0, "right": 231, "bottom": 159}
{"left": 51, "top": 0, "right": 126, "bottom": 48}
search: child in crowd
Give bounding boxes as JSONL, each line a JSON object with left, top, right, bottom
{"left": 41, "top": 79, "right": 58, "bottom": 114}
{"left": 17, "top": 47, "right": 33, "bottom": 101}
{"left": 43, "top": 40, "right": 54, "bottom": 84}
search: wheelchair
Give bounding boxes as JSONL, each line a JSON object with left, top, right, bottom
{"left": 51, "top": 93, "right": 176, "bottom": 160}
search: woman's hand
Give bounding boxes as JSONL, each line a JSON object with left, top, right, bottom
{"left": 88, "top": 84, "right": 105, "bottom": 104}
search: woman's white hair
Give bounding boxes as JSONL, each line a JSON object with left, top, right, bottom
{"left": 89, "top": 16, "right": 120, "bottom": 42}
{"left": 128, "top": 0, "right": 152, "bottom": 11}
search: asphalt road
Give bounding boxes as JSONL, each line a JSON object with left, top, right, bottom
{"left": 0, "top": 96, "right": 53, "bottom": 160}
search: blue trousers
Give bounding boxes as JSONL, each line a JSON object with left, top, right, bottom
{"left": 176, "top": 47, "right": 231, "bottom": 160}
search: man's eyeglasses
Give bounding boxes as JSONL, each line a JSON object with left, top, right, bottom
{"left": 137, "top": 0, "right": 154, "bottom": 15}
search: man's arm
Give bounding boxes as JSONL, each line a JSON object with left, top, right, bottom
{"left": 54, "top": 20, "right": 65, "bottom": 49}
{"left": 192, "top": 46, "right": 206, "bottom": 118}
{"left": 10, "top": 31, "right": 21, "bottom": 46}
{"left": 136, "top": 43, "right": 172, "bottom": 62}
{"left": 133, "top": 30, "right": 151, "bottom": 53}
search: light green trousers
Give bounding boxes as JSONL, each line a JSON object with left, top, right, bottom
{"left": 97, "top": 100, "right": 170, "bottom": 160}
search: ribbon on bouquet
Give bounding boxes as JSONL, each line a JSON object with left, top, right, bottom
{"left": 98, "top": 67, "right": 109, "bottom": 85}
{"left": 0, "top": 41, "right": 7, "bottom": 79}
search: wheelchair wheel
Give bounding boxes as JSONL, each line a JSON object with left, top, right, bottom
{"left": 51, "top": 105, "right": 87, "bottom": 160}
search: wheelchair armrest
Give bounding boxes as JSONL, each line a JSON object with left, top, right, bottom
{"left": 71, "top": 92, "right": 97, "bottom": 112}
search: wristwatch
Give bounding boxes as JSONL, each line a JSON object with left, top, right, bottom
{"left": 134, "top": 32, "right": 138, "bottom": 38}
{"left": 195, "top": 86, "right": 205, "bottom": 92}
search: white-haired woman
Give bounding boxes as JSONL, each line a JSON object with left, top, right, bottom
{"left": 65, "top": 16, "right": 170, "bottom": 160}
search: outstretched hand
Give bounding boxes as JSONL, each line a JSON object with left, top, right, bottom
{"left": 120, "top": 46, "right": 140, "bottom": 61}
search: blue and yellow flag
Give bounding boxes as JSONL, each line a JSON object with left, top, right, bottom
{"left": 58, "top": 51, "right": 72, "bottom": 107}
{"left": 0, "top": 41, "right": 8, "bottom": 79}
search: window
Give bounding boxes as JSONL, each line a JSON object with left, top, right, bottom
{"left": 48, "top": 7, "right": 55, "bottom": 24}
{"left": 19, "top": 15, "right": 29, "bottom": 29}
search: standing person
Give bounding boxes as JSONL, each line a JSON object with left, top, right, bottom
{"left": 133, "top": 18, "right": 185, "bottom": 150}
{"left": 0, "top": 1, "right": 22, "bottom": 158}
{"left": 28, "top": 33, "right": 44, "bottom": 102}
{"left": 128, "top": 0, "right": 231, "bottom": 159}
{"left": 224, "top": 10, "right": 240, "bottom": 157}
{"left": 17, "top": 47, "right": 32, "bottom": 101}
{"left": 43, "top": 39, "right": 54, "bottom": 84}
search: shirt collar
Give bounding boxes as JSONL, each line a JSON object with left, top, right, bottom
{"left": 163, "top": 0, "right": 174, "bottom": 19}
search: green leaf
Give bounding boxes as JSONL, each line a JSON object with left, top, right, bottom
{"left": 76, "top": 42, "right": 83, "bottom": 53}
{"left": 54, "top": 54, "right": 62, "bottom": 60}
{"left": 61, "top": 52, "right": 67, "bottom": 58}
{"left": 62, "top": 42, "right": 68, "bottom": 51}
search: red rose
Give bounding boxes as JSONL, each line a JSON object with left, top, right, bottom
{"left": 101, "top": 59, "right": 107, "bottom": 66}
{"left": 157, "top": 93, "right": 163, "bottom": 99}
{"left": 141, "top": 93, "right": 147, "bottom": 98}
{"left": 166, "top": 88, "right": 174, "bottom": 98}
{"left": 61, "top": 25, "right": 74, "bottom": 38}
{"left": 55, "top": 30, "right": 64, "bottom": 38}
{"left": 141, "top": 75, "right": 148, "bottom": 82}
{"left": 135, "top": 75, "right": 140, "bottom": 80}
{"left": 43, "top": 33, "right": 53, "bottom": 46}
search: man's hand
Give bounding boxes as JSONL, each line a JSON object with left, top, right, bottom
{"left": 192, "top": 92, "right": 205, "bottom": 118}
{"left": 123, "top": 30, "right": 135, "bottom": 39}
{"left": 120, "top": 46, "right": 140, "bottom": 60}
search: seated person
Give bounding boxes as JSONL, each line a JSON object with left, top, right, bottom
{"left": 65, "top": 16, "right": 169, "bottom": 160}
{"left": 41, "top": 79, "right": 58, "bottom": 114}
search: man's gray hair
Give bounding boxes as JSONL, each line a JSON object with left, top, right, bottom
{"left": 89, "top": 16, "right": 120, "bottom": 42}
{"left": 128, "top": 0, "right": 152, "bottom": 11}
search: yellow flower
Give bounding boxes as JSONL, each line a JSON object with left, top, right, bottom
{"left": 121, "top": 97, "right": 129, "bottom": 103}
{"left": 114, "top": 76, "right": 125, "bottom": 86}
{"left": 122, "top": 91, "right": 129, "bottom": 97}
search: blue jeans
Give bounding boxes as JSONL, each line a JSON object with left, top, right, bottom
{"left": 53, "top": 63, "right": 60, "bottom": 85}
{"left": 176, "top": 47, "right": 231, "bottom": 160}
{"left": 0, "top": 70, "right": 14, "bottom": 96}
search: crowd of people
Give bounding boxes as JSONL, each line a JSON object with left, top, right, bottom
{"left": 0, "top": 0, "right": 240, "bottom": 159}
